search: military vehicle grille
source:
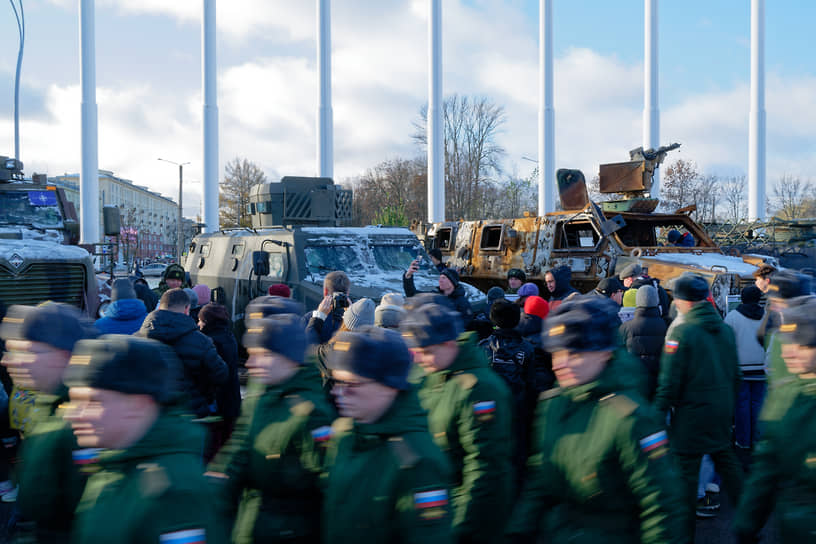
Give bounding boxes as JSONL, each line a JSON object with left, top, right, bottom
{"left": 0, "top": 263, "right": 87, "bottom": 308}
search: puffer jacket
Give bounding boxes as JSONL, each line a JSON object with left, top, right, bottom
{"left": 517, "top": 313, "right": 556, "bottom": 396}
{"left": 403, "top": 274, "right": 474, "bottom": 327}
{"left": 138, "top": 309, "right": 228, "bottom": 418}
{"left": 200, "top": 321, "right": 242, "bottom": 420}
{"left": 619, "top": 306, "right": 667, "bottom": 400}
{"left": 95, "top": 298, "right": 147, "bottom": 335}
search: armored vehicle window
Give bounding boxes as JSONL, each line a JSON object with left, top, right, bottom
{"left": 0, "top": 191, "right": 63, "bottom": 228}
{"left": 372, "top": 244, "right": 421, "bottom": 272}
{"left": 437, "top": 228, "right": 453, "bottom": 250}
{"left": 231, "top": 242, "right": 245, "bottom": 257}
{"left": 304, "top": 245, "right": 362, "bottom": 274}
{"left": 613, "top": 218, "right": 707, "bottom": 248}
{"left": 480, "top": 226, "right": 503, "bottom": 251}
{"left": 554, "top": 221, "right": 599, "bottom": 250}
{"left": 199, "top": 243, "right": 210, "bottom": 257}
{"left": 268, "top": 253, "right": 284, "bottom": 279}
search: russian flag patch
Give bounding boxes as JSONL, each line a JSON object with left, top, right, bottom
{"left": 72, "top": 448, "right": 101, "bottom": 465}
{"left": 159, "top": 528, "right": 206, "bottom": 544}
{"left": 414, "top": 489, "right": 448, "bottom": 509}
{"left": 664, "top": 340, "right": 679, "bottom": 354}
{"left": 473, "top": 401, "right": 496, "bottom": 415}
{"left": 311, "top": 426, "right": 332, "bottom": 443}
{"left": 639, "top": 431, "right": 668, "bottom": 453}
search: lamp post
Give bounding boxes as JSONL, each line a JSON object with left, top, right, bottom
{"left": 158, "top": 158, "right": 190, "bottom": 263}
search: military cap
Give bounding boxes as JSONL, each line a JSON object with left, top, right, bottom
{"left": 243, "top": 314, "right": 307, "bottom": 365}
{"left": 672, "top": 273, "right": 709, "bottom": 302}
{"left": 64, "top": 335, "right": 177, "bottom": 403}
{"left": 164, "top": 267, "right": 185, "bottom": 281}
{"left": 618, "top": 263, "right": 643, "bottom": 280}
{"left": 400, "top": 303, "right": 463, "bottom": 348}
{"left": 244, "top": 295, "right": 306, "bottom": 326}
{"left": 542, "top": 297, "right": 620, "bottom": 353}
{"left": 0, "top": 302, "right": 91, "bottom": 352}
{"left": 779, "top": 300, "right": 816, "bottom": 347}
{"left": 328, "top": 327, "right": 411, "bottom": 390}
{"left": 507, "top": 268, "right": 526, "bottom": 282}
{"left": 596, "top": 276, "right": 624, "bottom": 297}
{"left": 767, "top": 270, "right": 813, "bottom": 300}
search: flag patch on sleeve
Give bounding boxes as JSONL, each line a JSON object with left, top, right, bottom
{"left": 473, "top": 401, "right": 496, "bottom": 415}
{"left": 159, "top": 528, "right": 206, "bottom": 544}
{"left": 72, "top": 448, "right": 101, "bottom": 465}
{"left": 311, "top": 426, "right": 332, "bottom": 443}
{"left": 664, "top": 340, "right": 679, "bottom": 354}
{"left": 414, "top": 489, "right": 448, "bottom": 509}
{"left": 639, "top": 431, "right": 668, "bottom": 453}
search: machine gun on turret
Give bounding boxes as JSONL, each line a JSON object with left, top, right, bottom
{"left": 628, "top": 142, "right": 681, "bottom": 184}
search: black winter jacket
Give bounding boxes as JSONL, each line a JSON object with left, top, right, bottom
{"left": 547, "top": 265, "right": 580, "bottom": 307}
{"left": 630, "top": 276, "right": 671, "bottom": 321}
{"left": 619, "top": 306, "right": 667, "bottom": 400}
{"left": 403, "top": 273, "right": 474, "bottom": 327}
{"left": 517, "top": 314, "right": 556, "bottom": 395}
{"left": 138, "top": 309, "right": 228, "bottom": 418}
{"left": 201, "top": 322, "right": 242, "bottom": 420}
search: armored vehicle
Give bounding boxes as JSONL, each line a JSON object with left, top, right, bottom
{"left": 186, "top": 176, "right": 485, "bottom": 339}
{"left": 413, "top": 145, "right": 767, "bottom": 313}
{"left": 0, "top": 157, "right": 99, "bottom": 316}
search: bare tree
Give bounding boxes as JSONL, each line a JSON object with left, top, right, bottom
{"left": 220, "top": 158, "right": 266, "bottom": 227}
{"left": 349, "top": 157, "right": 426, "bottom": 226}
{"left": 662, "top": 159, "right": 720, "bottom": 223}
{"left": 720, "top": 175, "right": 747, "bottom": 223}
{"left": 413, "top": 94, "right": 506, "bottom": 219}
{"left": 772, "top": 175, "right": 815, "bottom": 220}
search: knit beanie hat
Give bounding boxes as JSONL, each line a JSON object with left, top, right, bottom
{"left": 672, "top": 273, "right": 709, "bottom": 302}
{"left": 622, "top": 288, "right": 638, "bottom": 308}
{"left": 267, "top": 283, "right": 291, "bottom": 298}
{"left": 487, "top": 286, "right": 506, "bottom": 306}
{"left": 192, "top": 284, "right": 211, "bottom": 306}
{"left": 343, "top": 298, "right": 376, "bottom": 331}
{"left": 380, "top": 292, "right": 405, "bottom": 308}
{"left": 375, "top": 303, "right": 406, "bottom": 329}
{"left": 111, "top": 278, "right": 137, "bottom": 302}
{"left": 741, "top": 285, "right": 763, "bottom": 305}
{"left": 636, "top": 285, "right": 659, "bottom": 308}
{"left": 490, "top": 299, "right": 521, "bottom": 329}
{"left": 183, "top": 288, "right": 200, "bottom": 309}
{"left": 440, "top": 268, "right": 460, "bottom": 288}
{"left": 517, "top": 282, "right": 540, "bottom": 297}
{"left": 524, "top": 296, "right": 549, "bottom": 319}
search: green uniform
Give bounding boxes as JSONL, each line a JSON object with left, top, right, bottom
{"left": 72, "top": 412, "right": 225, "bottom": 544}
{"left": 416, "top": 332, "right": 513, "bottom": 544}
{"left": 211, "top": 366, "right": 335, "bottom": 543}
{"left": 735, "top": 374, "right": 816, "bottom": 541}
{"left": 16, "top": 386, "right": 88, "bottom": 543}
{"left": 508, "top": 356, "right": 687, "bottom": 544}
{"left": 323, "top": 390, "right": 453, "bottom": 544}
{"left": 653, "top": 301, "right": 744, "bottom": 538}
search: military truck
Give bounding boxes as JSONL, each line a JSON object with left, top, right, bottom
{"left": 413, "top": 145, "right": 767, "bottom": 313}
{"left": 0, "top": 156, "right": 99, "bottom": 316}
{"left": 186, "top": 176, "right": 485, "bottom": 338}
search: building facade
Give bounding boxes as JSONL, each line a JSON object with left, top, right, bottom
{"left": 49, "top": 170, "right": 181, "bottom": 263}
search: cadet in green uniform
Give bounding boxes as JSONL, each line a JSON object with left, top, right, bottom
{"left": 324, "top": 326, "right": 453, "bottom": 544}
{"left": 0, "top": 302, "right": 93, "bottom": 543}
{"left": 209, "top": 314, "right": 335, "bottom": 543}
{"left": 400, "top": 303, "right": 513, "bottom": 544}
{"left": 734, "top": 300, "right": 816, "bottom": 543}
{"left": 62, "top": 335, "right": 225, "bottom": 544}
{"left": 507, "top": 297, "right": 686, "bottom": 544}
{"left": 653, "top": 273, "right": 744, "bottom": 539}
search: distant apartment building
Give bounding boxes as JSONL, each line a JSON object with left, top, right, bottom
{"left": 49, "top": 170, "right": 180, "bottom": 261}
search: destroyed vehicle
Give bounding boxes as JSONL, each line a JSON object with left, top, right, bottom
{"left": 186, "top": 176, "right": 485, "bottom": 340}
{"left": 0, "top": 158, "right": 99, "bottom": 316}
{"left": 414, "top": 145, "right": 768, "bottom": 313}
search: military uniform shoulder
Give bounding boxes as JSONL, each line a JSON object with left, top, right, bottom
{"left": 285, "top": 394, "right": 315, "bottom": 417}
{"left": 387, "top": 436, "right": 420, "bottom": 469}
{"left": 330, "top": 416, "right": 354, "bottom": 437}
{"left": 451, "top": 371, "right": 478, "bottom": 390}
{"left": 538, "top": 387, "right": 563, "bottom": 401}
{"left": 599, "top": 393, "right": 639, "bottom": 417}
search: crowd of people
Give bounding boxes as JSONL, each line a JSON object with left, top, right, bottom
{"left": 0, "top": 255, "right": 813, "bottom": 543}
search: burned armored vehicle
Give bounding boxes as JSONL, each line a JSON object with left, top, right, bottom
{"left": 414, "top": 145, "right": 767, "bottom": 313}
{"left": 186, "top": 176, "right": 485, "bottom": 338}
{"left": 0, "top": 157, "right": 99, "bottom": 316}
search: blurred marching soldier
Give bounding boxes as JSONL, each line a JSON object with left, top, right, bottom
{"left": 63, "top": 335, "right": 225, "bottom": 543}
{"left": 401, "top": 304, "right": 513, "bottom": 544}
{"left": 507, "top": 297, "right": 687, "bottom": 544}
{"left": 734, "top": 299, "right": 816, "bottom": 543}
{"left": 653, "top": 273, "right": 744, "bottom": 539}
{"left": 323, "top": 326, "right": 453, "bottom": 543}
{"left": 0, "top": 302, "right": 94, "bottom": 543}
{"left": 208, "top": 314, "right": 335, "bottom": 543}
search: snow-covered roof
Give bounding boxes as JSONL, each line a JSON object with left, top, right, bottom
{"left": 0, "top": 239, "right": 90, "bottom": 261}
{"left": 645, "top": 252, "right": 759, "bottom": 277}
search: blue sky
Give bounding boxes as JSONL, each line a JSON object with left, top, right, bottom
{"left": 0, "top": 0, "right": 813, "bottom": 217}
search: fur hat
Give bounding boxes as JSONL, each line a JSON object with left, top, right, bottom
{"left": 401, "top": 303, "right": 463, "bottom": 348}
{"left": 0, "top": 302, "right": 90, "bottom": 352}
{"left": 542, "top": 297, "right": 620, "bottom": 353}
{"left": 243, "top": 314, "right": 307, "bottom": 364}
{"left": 328, "top": 327, "right": 411, "bottom": 390}
{"left": 507, "top": 268, "right": 526, "bottom": 282}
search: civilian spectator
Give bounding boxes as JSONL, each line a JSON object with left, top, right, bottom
{"left": 403, "top": 261, "right": 473, "bottom": 327}
{"left": 306, "top": 271, "right": 351, "bottom": 344}
{"left": 667, "top": 229, "right": 695, "bottom": 247}
{"left": 516, "top": 282, "right": 540, "bottom": 308}
{"left": 374, "top": 293, "right": 406, "bottom": 330}
{"left": 545, "top": 265, "right": 580, "bottom": 311}
{"left": 95, "top": 279, "right": 147, "bottom": 335}
{"left": 619, "top": 285, "right": 667, "bottom": 401}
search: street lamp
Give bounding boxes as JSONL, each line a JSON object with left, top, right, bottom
{"left": 157, "top": 158, "right": 190, "bottom": 264}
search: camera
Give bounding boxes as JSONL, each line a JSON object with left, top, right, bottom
{"left": 331, "top": 292, "right": 350, "bottom": 313}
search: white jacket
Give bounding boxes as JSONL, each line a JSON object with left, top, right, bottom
{"left": 724, "top": 309, "right": 766, "bottom": 380}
